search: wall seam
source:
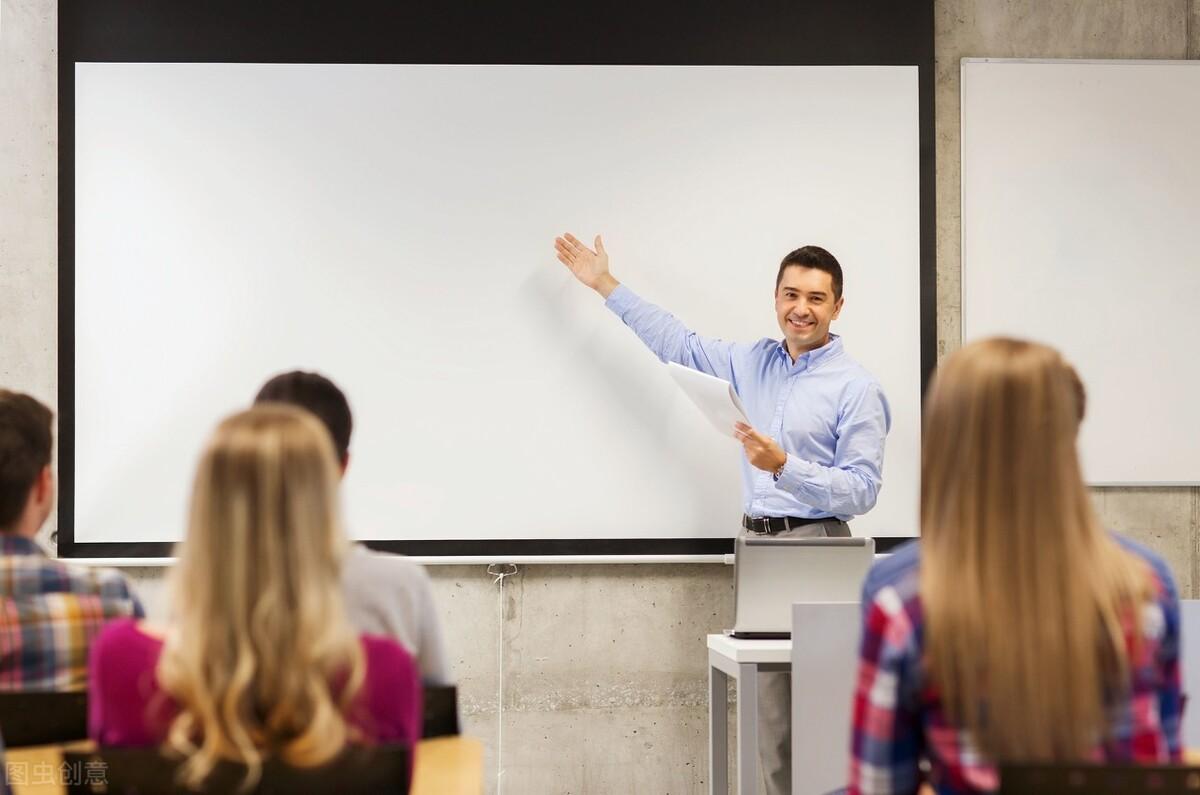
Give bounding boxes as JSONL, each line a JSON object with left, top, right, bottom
{"left": 1192, "top": 486, "right": 1200, "bottom": 599}
{"left": 1189, "top": 0, "right": 1196, "bottom": 59}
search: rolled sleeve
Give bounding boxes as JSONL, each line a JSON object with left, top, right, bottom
{"left": 774, "top": 381, "right": 890, "bottom": 518}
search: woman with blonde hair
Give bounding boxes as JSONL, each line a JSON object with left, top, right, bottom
{"left": 87, "top": 405, "right": 421, "bottom": 787}
{"left": 848, "top": 338, "right": 1181, "bottom": 794}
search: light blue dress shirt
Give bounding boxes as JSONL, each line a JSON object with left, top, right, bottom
{"left": 606, "top": 284, "right": 891, "bottom": 521}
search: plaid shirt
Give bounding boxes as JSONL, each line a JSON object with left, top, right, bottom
{"left": 0, "top": 536, "right": 143, "bottom": 691}
{"left": 849, "top": 536, "right": 1182, "bottom": 795}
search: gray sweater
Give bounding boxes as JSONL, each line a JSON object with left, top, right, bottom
{"left": 341, "top": 544, "right": 452, "bottom": 686}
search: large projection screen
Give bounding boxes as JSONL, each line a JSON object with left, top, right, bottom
{"left": 70, "top": 63, "right": 922, "bottom": 555}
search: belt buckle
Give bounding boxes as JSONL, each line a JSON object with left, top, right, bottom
{"left": 745, "top": 516, "right": 780, "bottom": 535}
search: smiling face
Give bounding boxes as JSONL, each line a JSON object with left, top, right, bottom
{"left": 775, "top": 265, "right": 843, "bottom": 359}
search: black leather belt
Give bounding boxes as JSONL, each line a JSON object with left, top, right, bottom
{"left": 742, "top": 514, "right": 836, "bottom": 535}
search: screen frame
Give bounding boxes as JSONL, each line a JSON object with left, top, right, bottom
{"left": 57, "top": 0, "right": 935, "bottom": 558}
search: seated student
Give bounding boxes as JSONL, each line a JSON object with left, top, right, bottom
{"left": 848, "top": 338, "right": 1181, "bottom": 795}
{"left": 254, "top": 370, "right": 451, "bottom": 685}
{"left": 88, "top": 406, "right": 421, "bottom": 788}
{"left": 0, "top": 389, "right": 142, "bottom": 690}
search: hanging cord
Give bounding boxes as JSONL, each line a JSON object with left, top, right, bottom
{"left": 486, "top": 563, "right": 518, "bottom": 795}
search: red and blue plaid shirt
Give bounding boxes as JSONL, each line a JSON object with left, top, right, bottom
{"left": 849, "top": 535, "right": 1183, "bottom": 795}
{"left": 0, "top": 536, "right": 143, "bottom": 691}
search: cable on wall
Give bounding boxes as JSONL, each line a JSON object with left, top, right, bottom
{"left": 486, "top": 562, "right": 518, "bottom": 794}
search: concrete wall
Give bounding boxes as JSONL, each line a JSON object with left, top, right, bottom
{"left": 933, "top": 0, "right": 1200, "bottom": 608}
{"left": 1, "top": 2, "right": 1197, "bottom": 792}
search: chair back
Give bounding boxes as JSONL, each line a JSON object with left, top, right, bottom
{"left": 422, "top": 684, "right": 459, "bottom": 738}
{"left": 999, "top": 762, "right": 1200, "bottom": 794}
{"left": 62, "top": 744, "right": 410, "bottom": 794}
{"left": 0, "top": 690, "right": 88, "bottom": 747}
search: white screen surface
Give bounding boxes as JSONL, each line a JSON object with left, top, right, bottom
{"left": 74, "top": 64, "right": 921, "bottom": 547}
{"left": 962, "top": 60, "right": 1200, "bottom": 485}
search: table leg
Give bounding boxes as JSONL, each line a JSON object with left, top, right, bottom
{"left": 737, "top": 662, "right": 759, "bottom": 795}
{"left": 710, "top": 662, "right": 729, "bottom": 795}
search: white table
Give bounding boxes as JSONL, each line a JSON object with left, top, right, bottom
{"left": 708, "top": 633, "right": 792, "bottom": 795}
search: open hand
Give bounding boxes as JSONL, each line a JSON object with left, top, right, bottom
{"left": 554, "top": 233, "right": 618, "bottom": 296}
{"left": 734, "top": 422, "right": 787, "bottom": 474}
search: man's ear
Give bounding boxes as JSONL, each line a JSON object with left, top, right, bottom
{"left": 831, "top": 296, "right": 845, "bottom": 320}
{"left": 34, "top": 465, "right": 53, "bottom": 505}
{"left": 339, "top": 453, "right": 350, "bottom": 480}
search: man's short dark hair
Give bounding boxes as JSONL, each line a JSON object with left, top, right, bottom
{"left": 776, "top": 245, "right": 843, "bottom": 300}
{"left": 0, "top": 390, "right": 53, "bottom": 531}
{"left": 254, "top": 371, "right": 352, "bottom": 464}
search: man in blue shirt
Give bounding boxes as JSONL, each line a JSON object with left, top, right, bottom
{"left": 553, "top": 232, "right": 891, "bottom": 794}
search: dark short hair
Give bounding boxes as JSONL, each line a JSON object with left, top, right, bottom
{"left": 776, "top": 245, "right": 843, "bottom": 300}
{"left": 254, "top": 371, "right": 352, "bottom": 464}
{"left": 0, "top": 390, "right": 54, "bottom": 530}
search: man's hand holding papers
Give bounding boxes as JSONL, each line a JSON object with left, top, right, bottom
{"left": 733, "top": 422, "right": 788, "bottom": 475}
{"left": 665, "top": 363, "right": 750, "bottom": 439}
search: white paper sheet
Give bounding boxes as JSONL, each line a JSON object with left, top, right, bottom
{"left": 666, "top": 362, "right": 750, "bottom": 439}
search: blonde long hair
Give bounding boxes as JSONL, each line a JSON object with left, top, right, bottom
{"left": 158, "top": 405, "right": 365, "bottom": 788}
{"left": 920, "top": 338, "right": 1149, "bottom": 761}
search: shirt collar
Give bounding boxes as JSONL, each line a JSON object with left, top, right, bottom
{"left": 776, "top": 333, "right": 844, "bottom": 371}
{"left": 0, "top": 535, "right": 47, "bottom": 557}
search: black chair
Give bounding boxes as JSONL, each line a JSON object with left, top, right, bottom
{"left": 999, "top": 762, "right": 1200, "bottom": 794}
{"left": 63, "top": 744, "right": 410, "bottom": 795}
{"left": 0, "top": 691, "right": 88, "bottom": 747}
{"left": 422, "top": 684, "right": 459, "bottom": 738}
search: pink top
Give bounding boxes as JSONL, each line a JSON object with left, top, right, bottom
{"left": 87, "top": 618, "right": 422, "bottom": 749}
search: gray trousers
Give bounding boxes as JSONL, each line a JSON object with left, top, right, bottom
{"left": 747, "top": 519, "right": 851, "bottom": 795}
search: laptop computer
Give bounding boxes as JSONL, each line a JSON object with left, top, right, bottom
{"left": 728, "top": 535, "right": 874, "bottom": 639}
{"left": 999, "top": 762, "right": 1200, "bottom": 794}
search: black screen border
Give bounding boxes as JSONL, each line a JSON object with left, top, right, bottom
{"left": 57, "top": 0, "right": 934, "bottom": 558}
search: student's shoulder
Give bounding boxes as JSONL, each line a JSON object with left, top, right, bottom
{"left": 91, "top": 618, "right": 160, "bottom": 665}
{"left": 87, "top": 564, "right": 139, "bottom": 595}
{"left": 93, "top": 615, "right": 138, "bottom": 642}
{"left": 857, "top": 542, "right": 924, "bottom": 657}
{"left": 861, "top": 539, "right": 921, "bottom": 606}
{"left": 39, "top": 554, "right": 125, "bottom": 585}
{"left": 360, "top": 633, "right": 420, "bottom": 682}
{"left": 344, "top": 545, "right": 432, "bottom": 587}
{"left": 1112, "top": 533, "right": 1179, "bottom": 602}
{"left": 89, "top": 621, "right": 166, "bottom": 715}
{"left": 40, "top": 557, "right": 138, "bottom": 599}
